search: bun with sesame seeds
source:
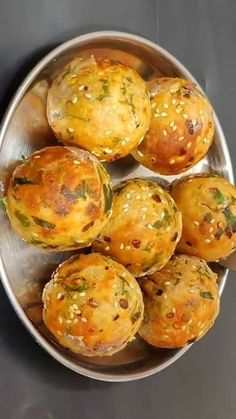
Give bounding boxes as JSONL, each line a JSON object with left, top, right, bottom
{"left": 92, "top": 178, "right": 182, "bottom": 277}
{"left": 138, "top": 254, "right": 219, "bottom": 348}
{"left": 47, "top": 56, "right": 151, "bottom": 162}
{"left": 6, "top": 146, "right": 113, "bottom": 250}
{"left": 170, "top": 174, "right": 236, "bottom": 261}
{"left": 42, "top": 253, "right": 144, "bottom": 356}
{"left": 132, "top": 77, "right": 214, "bottom": 175}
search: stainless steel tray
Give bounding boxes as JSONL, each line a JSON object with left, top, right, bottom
{"left": 0, "top": 31, "right": 233, "bottom": 382}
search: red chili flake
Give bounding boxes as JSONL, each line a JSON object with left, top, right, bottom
{"left": 84, "top": 85, "right": 88, "bottom": 91}
{"left": 152, "top": 194, "right": 161, "bottom": 203}
{"left": 88, "top": 298, "right": 98, "bottom": 308}
{"left": 187, "top": 337, "right": 197, "bottom": 344}
{"left": 186, "top": 241, "right": 192, "bottom": 246}
{"left": 82, "top": 221, "right": 94, "bottom": 232}
{"left": 179, "top": 148, "right": 186, "bottom": 156}
{"left": 88, "top": 327, "right": 95, "bottom": 333}
{"left": 132, "top": 239, "right": 141, "bottom": 248}
{"left": 185, "top": 119, "right": 194, "bottom": 135}
{"left": 171, "top": 232, "right": 178, "bottom": 242}
{"left": 167, "top": 312, "right": 174, "bottom": 318}
{"left": 113, "top": 314, "right": 120, "bottom": 321}
{"left": 104, "top": 236, "right": 111, "bottom": 242}
{"left": 156, "top": 288, "right": 163, "bottom": 296}
{"left": 119, "top": 298, "right": 129, "bottom": 309}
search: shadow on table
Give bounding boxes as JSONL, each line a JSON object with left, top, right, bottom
{"left": 0, "top": 284, "right": 114, "bottom": 391}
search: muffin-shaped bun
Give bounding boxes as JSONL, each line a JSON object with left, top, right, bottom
{"left": 139, "top": 254, "right": 219, "bottom": 348}
{"left": 6, "top": 146, "right": 112, "bottom": 250}
{"left": 92, "top": 178, "right": 182, "bottom": 277}
{"left": 170, "top": 174, "right": 236, "bottom": 261}
{"left": 47, "top": 56, "right": 151, "bottom": 162}
{"left": 132, "top": 78, "right": 214, "bottom": 175}
{"left": 42, "top": 253, "right": 144, "bottom": 356}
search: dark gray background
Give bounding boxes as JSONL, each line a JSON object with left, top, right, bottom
{"left": 0, "top": 0, "right": 236, "bottom": 418}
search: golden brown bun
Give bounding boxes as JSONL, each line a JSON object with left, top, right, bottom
{"left": 170, "top": 174, "right": 236, "bottom": 261}
{"left": 92, "top": 178, "right": 182, "bottom": 277}
{"left": 42, "top": 253, "right": 144, "bottom": 356}
{"left": 132, "top": 77, "right": 214, "bottom": 175}
{"left": 139, "top": 254, "right": 219, "bottom": 348}
{"left": 47, "top": 56, "right": 151, "bottom": 162}
{"left": 6, "top": 146, "right": 112, "bottom": 250}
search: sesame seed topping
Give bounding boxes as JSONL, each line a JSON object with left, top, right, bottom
{"left": 200, "top": 109, "right": 203, "bottom": 115}
{"left": 166, "top": 226, "right": 171, "bottom": 232}
{"left": 81, "top": 317, "right": 87, "bottom": 323}
{"left": 163, "top": 129, "right": 168, "bottom": 136}
{"left": 66, "top": 320, "right": 72, "bottom": 324}
{"left": 163, "top": 293, "right": 167, "bottom": 299}
{"left": 73, "top": 318, "right": 78, "bottom": 324}
{"left": 182, "top": 325, "right": 186, "bottom": 331}
{"left": 209, "top": 227, "right": 214, "bottom": 233}
{"left": 73, "top": 160, "right": 80, "bottom": 164}
{"left": 172, "top": 307, "right": 176, "bottom": 313}
{"left": 169, "top": 159, "right": 176, "bottom": 164}
{"left": 205, "top": 239, "right": 211, "bottom": 243}
{"left": 105, "top": 130, "right": 112, "bottom": 135}
{"left": 148, "top": 193, "right": 152, "bottom": 197}
{"left": 72, "top": 95, "right": 78, "bottom": 103}
{"left": 147, "top": 224, "right": 153, "bottom": 229}
{"left": 73, "top": 294, "right": 78, "bottom": 299}
{"left": 122, "top": 204, "right": 130, "bottom": 209}
{"left": 68, "top": 127, "right": 74, "bottom": 133}
{"left": 142, "top": 214, "right": 146, "bottom": 220}
{"left": 179, "top": 100, "right": 185, "bottom": 105}
{"left": 126, "top": 193, "right": 131, "bottom": 199}
{"left": 172, "top": 99, "right": 177, "bottom": 105}
{"left": 69, "top": 312, "right": 75, "bottom": 319}
{"left": 105, "top": 246, "right": 110, "bottom": 251}
{"left": 103, "top": 148, "right": 112, "bottom": 154}
{"left": 170, "top": 121, "right": 175, "bottom": 128}
{"left": 203, "top": 138, "right": 209, "bottom": 144}
{"left": 125, "top": 245, "right": 131, "bottom": 250}
{"left": 151, "top": 102, "right": 157, "bottom": 108}
{"left": 164, "top": 103, "right": 169, "bottom": 108}
{"left": 85, "top": 93, "right": 92, "bottom": 99}
{"left": 112, "top": 283, "right": 117, "bottom": 289}
{"left": 188, "top": 319, "right": 193, "bottom": 325}
{"left": 57, "top": 293, "right": 62, "bottom": 300}
{"left": 120, "top": 243, "right": 124, "bottom": 250}
{"left": 187, "top": 141, "right": 192, "bottom": 148}
{"left": 79, "top": 85, "right": 85, "bottom": 90}
{"left": 178, "top": 136, "right": 184, "bottom": 141}
{"left": 175, "top": 108, "right": 181, "bottom": 114}
{"left": 136, "top": 195, "right": 141, "bottom": 200}
{"left": 79, "top": 292, "right": 86, "bottom": 297}
{"left": 137, "top": 150, "right": 144, "bottom": 157}
{"left": 58, "top": 317, "right": 63, "bottom": 324}
{"left": 141, "top": 207, "right": 147, "bottom": 211}
{"left": 183, "top": 113, "right": 188, "bottom": 119}
{"left": 193, "top": 220, "right": 200, "bottom": 226}
{"left": 114, "top": 301, "right": 118, "bottom": 308}
{"left": 172, "top": 125, "right": 177, "bottom": 132}
{"left": 164, "top": 281, "right": 171, "bottom": 285}
{"left": 161, "top": 112, "right": 168, "bottom": 117}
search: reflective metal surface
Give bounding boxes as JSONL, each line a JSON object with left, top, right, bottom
{"left": 0, "top": 31, "right": 234, "bottom": 382}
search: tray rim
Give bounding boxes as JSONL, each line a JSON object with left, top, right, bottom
{"left": 0, "top": 30, "right": 234, "bottom": 382}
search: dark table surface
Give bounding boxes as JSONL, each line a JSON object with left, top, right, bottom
{"left": 0, "top": 1, "right": 236, "bottom": 418}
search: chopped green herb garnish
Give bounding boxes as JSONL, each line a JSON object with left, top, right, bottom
{"left": 200, "top": 291, "right": 214, "bottom": 300}
{"left": 67, "top": 114, "right": 89, "bottom": 122}
{"left": 153, "top": 208, "right": 171, "bottom": 229}
{"left": 223, "top": 207, "right": 236, "bottom": 233}
{"left": 20, "top": 155, "right": 28, "bottom": 164}
{"left": 32, "top": 217, "right": 55, "bottom": 230}
{"left": 126, "top": 76, "right": 133, "bottom": 83}
{"left": 27, "top": 239, "right": 44, "bottom": 245}
{"left": 15, "top": 210, "right": 30, "bottom": 227}
{"left": 211, "top": 188, "right": 225, "bottom": 205}
{"left": 103, "top": 184, "right": 113, "bottom": 213}
{"left": 230, "top": 195, "right": 236, "bottom": 205}
{"left": 0, "top": 196, "right": 7, "bottom": 210}
{"left": 13, "top": 177, "right": 33, "bottom": 187}
{"left": 97, "top": 79, "right": 110, "bottom": 100}
{"left": 131, "top": 310, "right": 141, "bottom": 323}
{"left": 203, "top": 213, "right": 212, "bottom": 223}
{"left": 61, "top": 182, "right": 87, "bottom": 202}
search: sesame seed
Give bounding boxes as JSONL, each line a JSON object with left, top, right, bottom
{"left": 147, "top": 224, "right": 153, "bottom": 229}
{"left": 73, "top": 294, "right": 78, "bottom": 299}
{"left": 172, "top": 99, "right": 177, "bottom": 105}
{"left": 151, "top": 102, "right": 157, "bottom": 108}
{"left": 172, "top": 125, "right": 177, "bottom": 132}
{"left": 112, "top": 283, "right": 117, "bottom": 289}
{"left": 179, "top": 100, "right": 185, "bottom": 105}
{"left": 163, "top": 129, "right": 168, "bottom": 136}
{"left": 164, "top": 281, "right": 171, "bottom": 285}
{"left": 103, "top": 148, "right": 112, "bottom": 154}
{"left": 137, "top": 150, "right": 144, "bottom": 157}
{"left": 187, "top": 141, "right": 192, "bottom": 148}
{"left": 161, "top": 112, "right": 168, "bottom": 117}
{"left": 57, "top": 293, "right": 62, "bottom": 300}
{"left": 169, "top": 159, "right": 176, "bottom": 164}
{"left": 175, "top": 108, "right": 181, "bottom": 114}
{"left": 105, "top": 246, "right": 110, "bottom": 251}
{"left": 183, "top": 113, "right": 188, "bottom": 119}
{"left": 58, "top": 317, "right": 63, "bottom": 324}
{"left": 164, "top": 103, "right": 169, "bottom": 108}
{"left": 72, "top": 95, "right": 78, "bottom": 103}
{"left": 150, "top": 92, "right": 156, "bottom": 97}
{"left": 120, "top": 243, "right": 124, "bottom": 250}
{"left": 142, "top": 214, "right": 146, "bottom": 220}
{"left": 170, "top": 121, "right": 175, "bottom": 128}
{"left": 79, "top": 292, "right": 86, "bottom": 297}
{"left": 79, "top": 85, "right": 85, "bottom": 90}
{"left": 122, "top": 204, "right": 130, "bottom": 209}
{"left": 190, "top": 289, "right": 195, "bottom": 293}
{"left": 105, "top": 130, "right": 112, "bottom": 135}
{"left": 141, "top": 207, "right": 147, "bottom": 211}
{"left": 148, "top": 193, "right": 152, "bottom": 197}
{"left": 69, "top": 312, "right": 75, "bottom": 319}
{"left": 126, "top": 193, "right": 131, "bottom": 199}
{"left": 163, "top": 293, "right": 167, "bottom": 299}
{"left": 161, "top": 212, "right": 165, "bottom": 218}
{"left": 81, "top": 317, "right": 87, "bottom": 323}
{"left": 85, "top": 93, "right": 92, "bottom": 99}
{"left": 125, "top": 245, "right": 131, "bottom": 250}
{"left": 136, "top": 195, "right": 141, "bottom": 200}
{"left": 182, "top": 325, "right": 186, "bottom": 331}
{"left": 34, "top": 155, "right": 40, "bottom": 159}
{"left": 73, "top": 160, "right": 80, "bottom": 164}
{"left": 188, "top": 179, "right": 193, "bottom": 183}
{"left": 166, "top": 226, "right": 171, "bottom": 232}
{"left": 114, "top": 301, "right": 118, "bottom": 308}
{"left": 193, "top": 221, "right": 200, "bottom": 226}
{"left": 200, "top": 109, "right": 203, "bottom": 116}
{"left": 75, "top": 310, "right": 81, "bottom": 315}
{"left": 68, "top": 127, "right": 74, "bottom": 133}
{"left": 203, "top": 138, "right": 209, "bottom": 144}
{"left": 172, "top": 307, "right": 176, "bottom": 313}
{"left": 209, "top": 227, "right": 214, "bottom": 233}
{"left": 205, "top": 239, "right": 211, "bottom": 243}
{"left": 188, "top": 318, "right": 193, "bottom": 325}
{"left": 73, "top": 318, "right": 78, "bottom": 324}
{"left": 210, "top": 218, "right": 215, "bottom": 224}
{"left": 121, "top": 140, "right": 126, "bottom": 146}
{"left": 66, "top": 320, "right": 72, "bottom": 324}
{"left": 154, "top": 113, "right": 160, "bottom": 118}
{"left": 178, "top": 136, "right": 184, "bottom": 141}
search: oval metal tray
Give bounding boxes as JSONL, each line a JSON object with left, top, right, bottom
{"left": 0, "top": 31, "right": 233, "bottom": 382}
